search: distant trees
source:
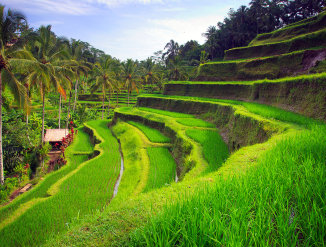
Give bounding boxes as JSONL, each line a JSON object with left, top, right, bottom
{"left": 202, "top": 0, "right": 326, "bottom": 60}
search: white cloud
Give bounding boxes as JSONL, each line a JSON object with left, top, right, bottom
{"left": 3, "top": 0, "right": 98, "bottom": 15}
{"left": 30, "top": 20, "right": 64, "bottom": 27}
{"left": 89, "top": 0, "right": 164, "bottom": 7}
{"left": 149, "top": 14, "right": 222, "bottom": 44}
{"left": 91, "top": 14, "right": 223, "bottom": 60}
{"left": 3, "top": 0, "right": 176, "bottom": 15}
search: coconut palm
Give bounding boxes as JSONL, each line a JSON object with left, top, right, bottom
{"left": 0, "top": 5, "right": 26, "bottom": 185}
{"left": 168, "top": 56, "right": 188, "bottom": 81}
{"left": 63, "top": 39, "right": 91, "bottom": 113}
{"left": 142, "top": 58, "right": 159, "bottom": 85}
{"left": 120, "top": 59, "right": 140, "bottom": 106}
{"left": 90, "top": 57, "right": 117, "bottom": 119}
{"left": 17, "top": 25, "right": 72, "bottom": 143}
{"left": 162, "top": 40, "right": 179, "bottom": 64}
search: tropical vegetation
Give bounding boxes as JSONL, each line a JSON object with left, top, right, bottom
{"left": 0, "top": 1, "right": 325, "bottom": 247}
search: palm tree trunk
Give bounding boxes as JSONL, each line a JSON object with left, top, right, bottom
{"left": 66, "top": 91, "right": 72, "bottom": 134}
{"left": 26, "top": 88, "right": 29, "bottom": 126}
{"left": 128, "top": 86, "right": 130, "bottom": 107}
{"left": 108, "top": 92, "right": 111, "bottom": 118}
{"left": 0, "top": 75, "right": 4, "bottom": 185}
{"left": 73, "top": 79, "right": 78, "bottom": 113}
{"left": 102, "top": 90, "right": 105, "bottom": 120}
{"left": 58, "top": 94, "right": 61, "bottom": 129}
{"left": 41, "top": 87, "right": 45, "bottom": 144}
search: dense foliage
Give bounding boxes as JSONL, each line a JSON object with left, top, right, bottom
{"left": 153, "top": 0, "right": 325, "bottom": 68}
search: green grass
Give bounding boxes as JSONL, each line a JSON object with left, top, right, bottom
{"left": 71, "top": 128, "right": 93, "bottom": 153}
{"left": 43, "top": 100, "right": 324, "bottom": 246}
{"left": 225, "top": 28, "right": 326, "bottom": 60}
{"left": 198, "top": 48, "right": 325, "bottom": 80}
{"left": 144, "top": 147, "right": 176, "bottom": 192}
{"left": 0, "top": 128, "right": 92, "bottom": 223}
{"left": 0, "top": 120, "right": 121, "bottom": 247}
{"left": 128, "top": 121, "right": 171, "bottom": 143}
{"left": 186, "top": 129, "right": 229, "bottom": 173}
{"left": 110, "top": 121, "right": 149, "bottom": 201}
{"left": 249, "top": 11, "right": 326, "bottom": 46}
{"left": 138, "top": 107, "right": 194, "bottom": 118}
{"left": 169, "top": 71, "right": 326, "bottom": 85}
{"left": 130, "top": 126, "right": 326, "bottom": 246}
{"left": 176, "top": 118, "right": 215, "bottom": 128}
{"left": 139, "top": 94, "right": 321, "bottom": 127}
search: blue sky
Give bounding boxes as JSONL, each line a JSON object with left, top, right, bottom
{"left": 3, "top": 0, "right": 250, "bottom": 61}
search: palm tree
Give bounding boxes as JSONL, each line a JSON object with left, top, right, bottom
{"left": 142, "top": 58, "right": 159, "bottom": 85}
{"left": 18, "top": 25, "right": 71, "bottom": 143}
{"left": 190, "top": 51, "right": 210, "bottom": 76}
{"left": 202, "top": 26, "right": 217, "bottom": 60}
{"left": 90, "top": 57, "right": 117, "bottom": 119}
{"left": 162, "top": 40, "right": 179, "bottom": 65}
{"left": 168, "top": 56, "right": 188, "bottom": 81}
{"left": 64, "top": 39, "right": 90, "bottom": 113}
{"left": 0, "top": 5, "right": 26, "bottom": 185}
{"left": 191, "top": 50, "right": 210, "bottom": 66}
{"left": 120, "top": 59, "right": 140, "bottom": 106}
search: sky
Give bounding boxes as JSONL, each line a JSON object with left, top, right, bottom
{"left": 3, "top": 0, "right": 250, "bottom": 61}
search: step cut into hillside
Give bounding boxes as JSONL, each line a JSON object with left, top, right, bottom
{"left": 249, "top": 11, "right": 326, "bottom": 46}
{"left": 224, "top": 11, "right": 326, "bottom": 60}
{"left": 195, "top": 11, "right": 326, "bottom": 81}
{"left": 196, "top": 48, "right": 326, "bottom": 81}
{"left": 164, "top": 74, "right": 326, "bottom": 121}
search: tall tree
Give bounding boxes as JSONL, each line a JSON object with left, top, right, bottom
{"left": 168, "top": 56, "right": 188, "bottom": 81}
{"left": 0, "top": 5, "right": 26, "bottom": 185}
{"left": 90, "top": 57, "right": 117, "bottom": 119}
{"left": 120, "top": 59, "right": 140, "bottom": 106}
{"left": 21, "top": 25, "right": 71, "bottom": 143}
{"left": 64, "top": 39, "right": 90, "bottom": 113}
{"left": 162, "top": 40, "right": 180, "bottom": 64}
{"left": 141, "top": 58, "right": 159, "bottom": 85}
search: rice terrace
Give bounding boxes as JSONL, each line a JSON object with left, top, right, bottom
{"left": 0, "top": 1, "right": 325, "bottom": 246}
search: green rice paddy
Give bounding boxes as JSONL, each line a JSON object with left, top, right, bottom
{"left": 138, "top": 107, "right": 194, "bottom": 118}
{"left": 186, "top": 129, "right": 229, "bottom": 173}
{"left": 128, "top": 121, "right": 171, "bottom": 143}
{"left": 144, "top": 147, "right": 177, "bottom": 192}
{"left": 176, "top": 118, "right": 215, "bottom": 128}
{"left": 139, "top": 94, "right": 321, "bottom": 127}
{"left": 0, "top": 128, "right": 92, "bottom": 223}
{"left": 130, "top": 126, "right": 326, "bottom": 246}
{"left": 0, "top": 120, "right": 121, "bottom": 246}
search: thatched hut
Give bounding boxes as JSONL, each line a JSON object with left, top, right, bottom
{"left": 44, "top": 129, "right": 69, "bottom": 151}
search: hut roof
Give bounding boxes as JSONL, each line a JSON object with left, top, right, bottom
{"left": 44, "top": 129, "right": 69, "bottom": 142}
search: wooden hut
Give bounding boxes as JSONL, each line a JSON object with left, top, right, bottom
{"left": 44, "top": 129, "right": 69, "bottom": 151}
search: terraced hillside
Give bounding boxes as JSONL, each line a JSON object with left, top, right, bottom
{"left": 78, "top": 91, "right": 139, "bottom": 109}
{"left": 196, "top": 11, "right": 326, "bottom": 81}
{"left": 1, "top": 12, "right": 325, "bottom": 247}
{"left": 42, "top": 96, "right": 325, "bottom": 246}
